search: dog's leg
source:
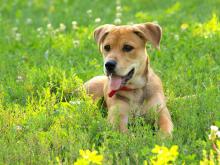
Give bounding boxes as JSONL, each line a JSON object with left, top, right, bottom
{"left": 158, "top": 107, "right": 173, "bottom": 135}
{"left": 143, "top": 94, "right": 173, "bottom": 135}
{"left": 84, "top": 76, "right": 107, "bottom": 100}
{"left": 107, "top": 100, "right": 130, "bottom": 132}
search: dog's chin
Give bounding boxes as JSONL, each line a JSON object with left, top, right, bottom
{"left": 106, "top": 68, "right": 135, "bottom": 85}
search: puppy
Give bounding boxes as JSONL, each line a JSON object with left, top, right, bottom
{"left": 85, "top": 23, "right": 173, "bottom": 135}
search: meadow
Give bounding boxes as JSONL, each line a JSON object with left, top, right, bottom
{"left": 0, "top": 0, "right": 220, "bottom": 164}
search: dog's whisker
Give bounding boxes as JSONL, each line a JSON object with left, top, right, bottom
{"left": 109, "top": 73, "right": 112, "bottom": 80}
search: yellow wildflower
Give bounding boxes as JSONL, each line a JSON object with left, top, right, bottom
{"left": 200, "top": 150, "right": 215, "bottom": 165}
{"left": 193, "top": 13, "right": 220, "bottom": 38}
{"left": 144, "top": 160, "right": 148, "bottom": 165}
{"left": 150, "top": 145, "right": 179, "bottom": 165}
{"left": 181, "top": 23, "right": 189, "bottom": 31}
{"left": 74, "top": 158, "right": 89, "bottom": 165}
{"left": 74, "top": 149, "right": 103, "bottom": 165}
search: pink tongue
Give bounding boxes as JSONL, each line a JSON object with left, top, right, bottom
{"left": 110, "top": 76, "right": 122, "bottom": 91}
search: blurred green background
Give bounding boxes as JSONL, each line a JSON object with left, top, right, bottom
{"left": 0, "top": 0, "right": 220, "bottom": 164}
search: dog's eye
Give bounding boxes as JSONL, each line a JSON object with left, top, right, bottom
{"left": 123, "top": 44, "right": 134, "bottom": 52}
{"left": 104, "top": 45, "right": 111, "bottom": 52}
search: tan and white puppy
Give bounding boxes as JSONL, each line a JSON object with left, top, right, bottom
{"left": 85, "top": 23, "right": 173, "bottom": 135}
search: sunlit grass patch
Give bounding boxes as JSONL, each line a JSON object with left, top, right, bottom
{"left": 51, "top": 34, "right": 73, "bottom": 53}
{"left": 135, "top": 11, "right": 152, "bottom": 22}
{"left": 193, "top": 13, "right": 220, "bottom": 38}
{"left": 165, "top": 2, "right": 181, "bottom": 15}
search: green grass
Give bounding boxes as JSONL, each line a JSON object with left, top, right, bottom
{"left": 0, "top": 0, "right": 220, "bottom": 164}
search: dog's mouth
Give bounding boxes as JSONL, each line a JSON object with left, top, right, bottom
{"left": 108, "top": 68, "right": 135, "bottom": 91}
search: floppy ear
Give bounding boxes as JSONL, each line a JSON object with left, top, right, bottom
{"left": 133, "top": 23, "right": 162, "bottom": 49}
{"left": 94, "top": 24, "right": 115, "bottom": 46}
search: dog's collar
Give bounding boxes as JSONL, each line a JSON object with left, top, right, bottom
{"left": 108, "top": 86, "right": 133, "bottom": 97}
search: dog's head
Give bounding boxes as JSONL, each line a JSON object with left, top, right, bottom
{"left": 94, "top": 23, "right": 162, "bottom": 90}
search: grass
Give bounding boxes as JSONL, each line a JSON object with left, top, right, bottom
{"left": 0, "top": 0, "right": 220, "bottom": 164}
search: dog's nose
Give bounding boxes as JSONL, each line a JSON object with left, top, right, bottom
{"left": 105, "top": 60, "right": 117, "bottom": 72}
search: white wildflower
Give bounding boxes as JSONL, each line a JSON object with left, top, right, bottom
{"left": 73, "top": 40, "right": 80, "bottom": 47}
{"left": 116, "top": 6, "right": 121, "bottom": 11}
{"left": 72, "top": 21, "right": 78, "bottom": 30}
{"left": 12, "top": 27, "right": 18, "bottom": 33}
{"left": 47, "top": 23, "right": 53, "bottom": 30}
{"left": 54, "top": 29, "right": 60, "bottom": 34}
{"left": 86, "top": 9, "right": 92, "bottom": 17}
{"left": 59, "top": 23, "right": 66, "bottom": 32}
{"left": 152, "top": 20, "right": 159, "bottom": 24}
{"left": 16, "top": 125, "right": 22, "bottom": 131}
{"left": 15, "top": 33, "right": 21, "bottom": 41}
{"left": 114, "top": 18, "right": 121, "bottom": 25}
{"left": 216, "top": 131, "right": 220, "bottom": 138}
{"left": 211, "top": 125, "right": 218, "bottom": 132}
{"left": 95, "top": 18, "right": 101, "bottom": 23}
{"left": 127, "top": 22, "right": 134, "bottom": 25}
{"left": 208, "top": 134, "right": 212, "bottom": 140}
{"left": 86, "top": 9, "right": 92, "bottom": 14}
{"left": 174, "top": 34, "right": 179, "bottom": 41}
{"left": 37, "top": 27, "right": 42, "bottom": 33}
{"left": 26, "top": 18, "right": 32, "bottom": 24}
{"left": 36, "top": 27, "right": 44, "bottom": 38}
{"left": 69, "top": 100, "right": 81, "bottom": 105}
{"left": 16, "top": 75, "right": 24, "bottom": 82}
{"left": 72, "top": 21, "right": 77, "bottom": 26}
{"left": 204, "top": 35, "right": 209, "bottom": 39}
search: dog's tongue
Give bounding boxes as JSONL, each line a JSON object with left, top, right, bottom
{"left": 110, "top": 76, "right": 122, "bottom": 91}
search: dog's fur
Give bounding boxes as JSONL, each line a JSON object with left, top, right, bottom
{"left": 85, "top": 23, "right": 173, "bottom": 135}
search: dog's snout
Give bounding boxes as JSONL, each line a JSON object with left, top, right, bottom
{"left": 105, "top": 60, "right": 117, "bottom": 72}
